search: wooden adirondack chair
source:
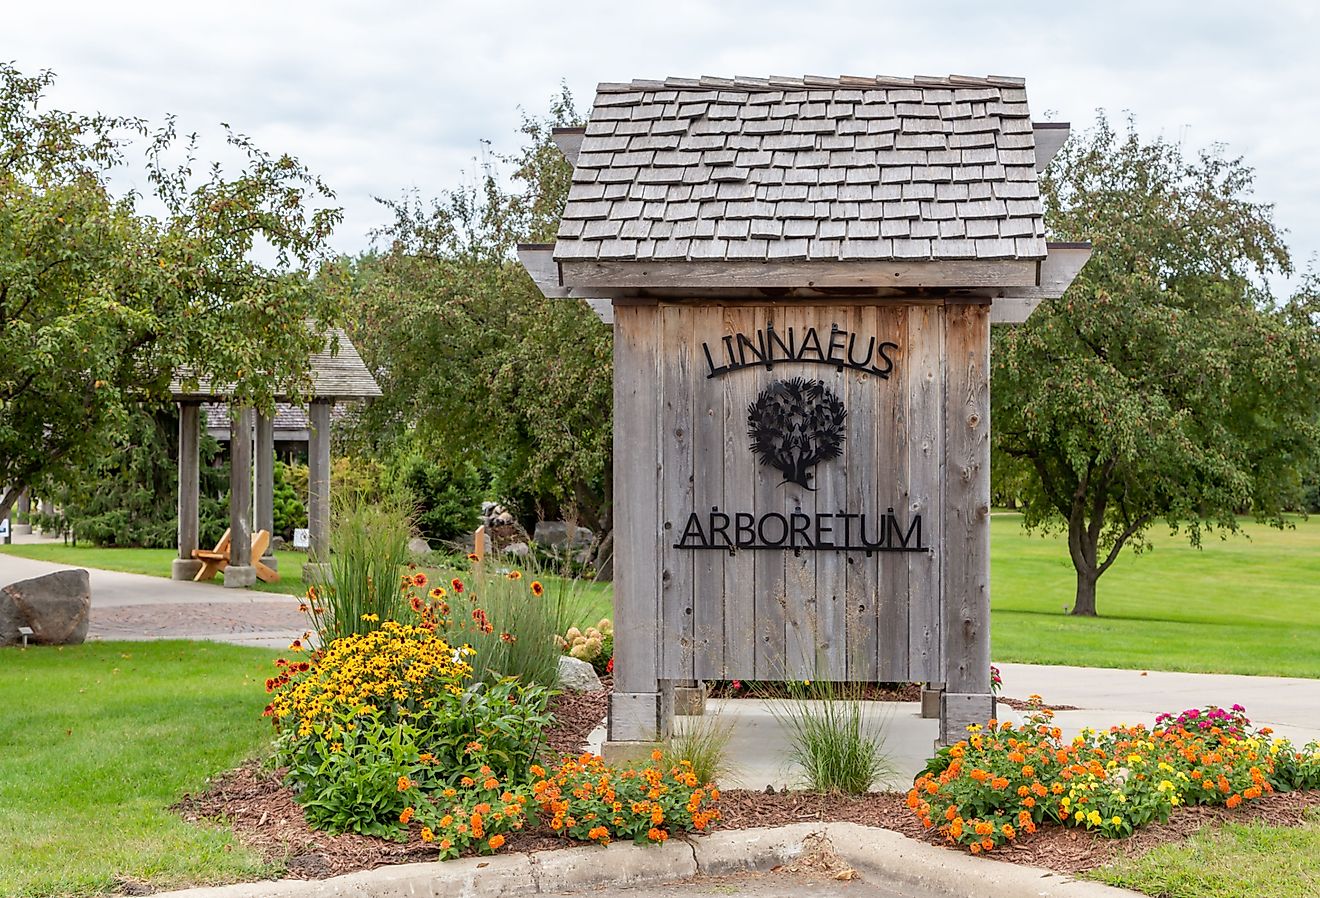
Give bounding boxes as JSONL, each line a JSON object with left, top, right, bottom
{"left": 192, "top": 529, "right": 280, "bottom": 584}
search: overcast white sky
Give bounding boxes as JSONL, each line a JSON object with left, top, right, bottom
{"left": 9, "top": 1, "right": 1320, "bottom": 290}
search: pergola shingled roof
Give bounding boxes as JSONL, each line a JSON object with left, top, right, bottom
{"left": 170, "top": 327, "right": 381, "bottom": 402}
{"left": 553, "top": 75, "right": 1047, "bottom": 265}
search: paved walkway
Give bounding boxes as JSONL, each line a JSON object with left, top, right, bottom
{"left": 0, "top": 548, "right": 306, "bottom": 648}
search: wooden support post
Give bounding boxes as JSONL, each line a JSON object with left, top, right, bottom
{"left": 224, "top": 407, "right": 257, "bottom": 588}
{"left": 604, "top": 303, "right": 667, "bottom": 751}
{"left": 939, "top": 302, "right": 994, "bottom": 744}
{"left": 673, "top": 680, "right": 707, "bottom": 716}
{"left": 172, "top": 401, "right": 204, "bottom": 580}
{"left": 302, "top": 399, "right": 333, "bottom": 584}
{"left": 255, "top": 411, "right": 278, "bottom": 572}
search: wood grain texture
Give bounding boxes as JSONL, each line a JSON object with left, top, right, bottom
{"left": 941, "top": 302, "right": 991, "bottom": 694}
{"left": 814, "top": 318, "right": 850, "bottom": 681}
{"left": 659, "top": 304, "right": 695, "bottom": 679}
{"left": 780, "top": 303, "right": 817, "bottom": 681}
{"left": 691, "top": 305, "right": 726, "bottom": 680}
{"left": 844, "top": 304, "right": 879, "bottom": 681}
{"left": 613, "top": 304, "right": 661, "bottom": 698}
{"left": 561, "top": 259, "right": 1039, "bottom": 290}
{"left": 907, "top": 303, "right": 944, "bottom": 681}
{"left": 722, "top": 303, "right": 759, "bottom": 678}
{"left": 875, "top": 303, "right": 911, "bottom": 681}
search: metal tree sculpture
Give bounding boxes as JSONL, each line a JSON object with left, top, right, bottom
{"left": 747, "top": 377, "right": 847, "bottom": 489}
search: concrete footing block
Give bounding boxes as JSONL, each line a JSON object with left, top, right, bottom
{"left": 600, "top": 739, "right": 664, "bottom": 764}
{"left": 674, "top": 683, "right": 707, "bottom": 716}
{"left": 171, "top": 559, "right": 204, "bottom": 581}
{"left": 940, "top": 691, "right": 996, "bottom": 746}
{"left": 222, "top": 564, "right": 257, "bottom": 588}
{"left": 689, "top": 823, "right": 820, "bottom": 876}
{"left": 920, "top": 683, "right": 943, "bottom": 719}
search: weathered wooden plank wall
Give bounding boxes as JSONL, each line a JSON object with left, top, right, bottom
{"left": 621, "top": 299, "right": 964, "bottom": 684}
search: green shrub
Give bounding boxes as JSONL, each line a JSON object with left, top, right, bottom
{"left": 398, "top": 455, "right": 484, "bottom": 546}
{"left": 271, "top": 461, "right": 307, "bottom": 540}
{"left": 265, "top": 618, "right": 553, "bottom": 839}
{"left": 776, "top": 681, "right": 894, "bottom": 794}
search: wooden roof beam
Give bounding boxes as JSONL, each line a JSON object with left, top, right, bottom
{"left": 991, "top": 242, "right": 1091, "bottom": 324}
{"left": 559, "top": 258, "right": 1040, "bottom": 291}
{"left": 517, "top": 243, "right": 614, "bottom": 324}
{"left": 1033, "top": 122, "right": 1070, "bottom": 172}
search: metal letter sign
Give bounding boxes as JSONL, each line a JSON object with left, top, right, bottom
{"left": 674, "top": 325, "right": 924, "bottom": 556}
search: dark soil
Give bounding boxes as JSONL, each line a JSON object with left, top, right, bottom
{"left": 996, "top": 695, "right": 1081, "bottom": 712}
{"left": 707, "top": 681, "right": 922, "bottom": 702}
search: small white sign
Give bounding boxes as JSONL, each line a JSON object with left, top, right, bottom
{"left": 0, "top": 518, "right": 8, "bottom": 538}
{"left": 292, "top": 528, "right": 310, "bottom": 549}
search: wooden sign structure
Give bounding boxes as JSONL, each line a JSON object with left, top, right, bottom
{"left": 522, "top": 75, "right": 1089, "bottom": 747}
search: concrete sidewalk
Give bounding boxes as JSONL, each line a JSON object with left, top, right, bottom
{"left": 0, "top": 547, "right": 306, "bottom": 648}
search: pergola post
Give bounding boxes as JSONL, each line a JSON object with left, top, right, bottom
{"left": 302, "top": 399, "right": 333, "bottom": 584}
{"left": 255, "top": 411, "right": 278, "bottom": 572}
{"left": 171, "top": 401, "right": 204, "bottom": 580}
{"left": 12, "top": 490, "right": 31, "bottom": 535}
{"left": 224, "top": 406, "right": 257, "bottom": 588}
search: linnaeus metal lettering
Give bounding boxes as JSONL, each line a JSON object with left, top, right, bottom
{"left": 702, "top": 322, "right": 900, "bottom": 380}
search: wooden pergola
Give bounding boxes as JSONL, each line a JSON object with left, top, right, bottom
{"left": 169, "top": 329, "right": 381, "bottom": 587}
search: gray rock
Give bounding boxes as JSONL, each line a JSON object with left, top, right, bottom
{"left": 408, "top": 537, "right": 433, "bottom": 556}
{"left": 1, "top": 569, "right": 91, "bottom": 646}
{"left": 557, "top": 654, "right": 603, "bottom": 692}
{"left": 271, "top": 535, "right": 286, "bottom": 552}
{"left": 503, "top": 541, "right": 530, "bottom": 558}
{"left": 533, "top": 521, "right": 595, "bottom": 549}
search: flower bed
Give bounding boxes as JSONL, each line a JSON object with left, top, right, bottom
{"left": 907, "top": 698, "right": 1320, "bottom": 854}
{"left": 263, "top": 571, "right": 718, "bottom": 856}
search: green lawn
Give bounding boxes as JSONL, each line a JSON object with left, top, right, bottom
{"left": 3, "top": 514, "right": 1318, "bottom": 677}
{"left": 0, "top": 641, "right": 278, "bottom": 897}
{"left": 990, "top": 514, "right": 1320, "bottom": 677}
{"left": 1091, "top": 815, "right": 1320, "bottom": 897}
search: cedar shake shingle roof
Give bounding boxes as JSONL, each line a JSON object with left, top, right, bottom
{"left": 553, "top": 75, "right": 1047, "bottom": 264}
{"left": 171, "top": 327, "right": 381, "bottom": 402}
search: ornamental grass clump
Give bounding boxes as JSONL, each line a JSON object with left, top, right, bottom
{"left": 776, "top": 681, "right": 895, "bottom": 794}
{"left": 664, "top": 707, "right": 734, "bottom": 786}
{"left": 458, "top": 558, "right": 595, "bottom": 687}
{"left": 304, "top": 490, "right": 415, "bottom": 647}
{"left": 907, "top": 698, "right": 1320, "bottom": 855}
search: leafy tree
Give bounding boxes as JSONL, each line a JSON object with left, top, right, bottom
{"left": 993, "top": 115, "right": 1320, "bottom": 615}
{"left": 38, "top": 408, "right": 229, "bottom": 547}
{"left": 0, "top": 63, "right": 341, "bottom": 522}
{"left": 340, "top": 87, "right": 614, "bottom": 567}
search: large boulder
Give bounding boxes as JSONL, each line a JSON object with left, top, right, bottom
{"left": 557, "top": 654, "right": 603, "bottom": 692}
{"left": 1, "top": 569, "right": 91, "bottom": 646}
{"left": 533, "top": 521, "right": 595, "bottom": 550}
{"left": 407, "top": 537, "right": 433, "bottom": 556}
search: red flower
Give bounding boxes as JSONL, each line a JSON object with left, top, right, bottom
{"left": 606, "top": 657, "right": 614, "bottom": 674}
{"left": 451, "top": 578, "right": 464, "bottom": 593}
{"left": 412, "top": 572, "right": 428, "bottom": 588}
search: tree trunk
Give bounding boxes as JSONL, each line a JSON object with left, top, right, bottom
{"left": 1072, "top": 569, "right": 1098, "bottom": 616}
{"left": 1066, "top": 511, "right": 1101, "bottom": 616}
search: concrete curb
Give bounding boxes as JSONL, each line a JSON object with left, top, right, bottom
{"left": 150, "top": 823, "right": 1140, "bottom": 898}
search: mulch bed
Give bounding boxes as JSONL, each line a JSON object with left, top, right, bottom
{"left": 996, "top": 695, "right": 1081, "bottom": 712}
{"left": 177, "top": 682, "right": 1319, "bottom": 885}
